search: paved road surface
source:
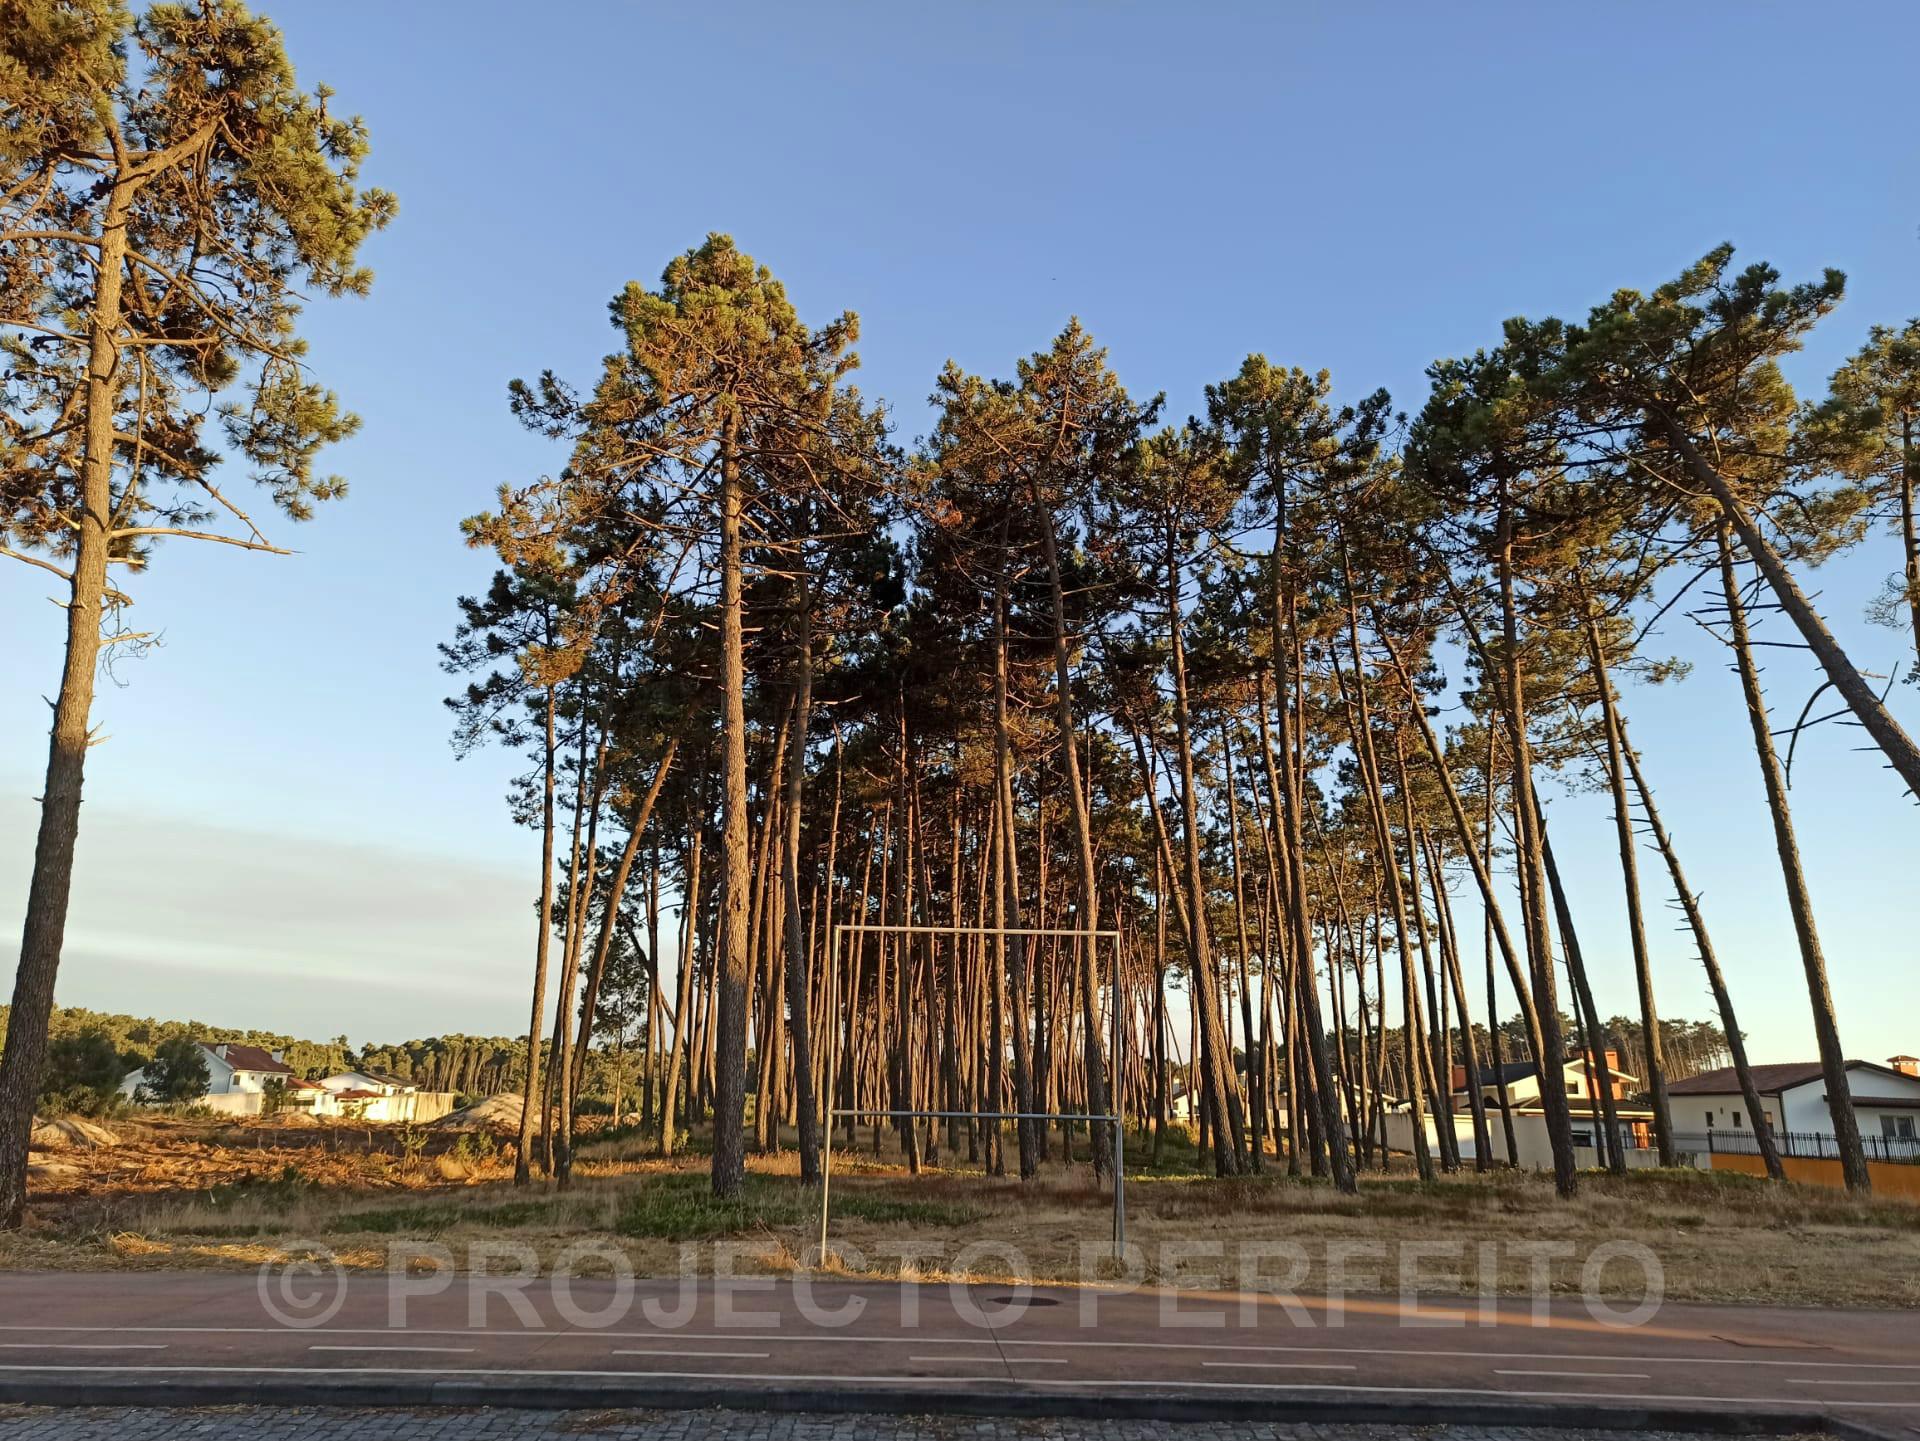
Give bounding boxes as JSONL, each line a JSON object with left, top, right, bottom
{"left": 0, "top": 1272, "right": 1912, "bottom": 1434}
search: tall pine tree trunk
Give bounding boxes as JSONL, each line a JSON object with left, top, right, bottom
{"left": 711, "top": 407, "right": 753, "bottom": 1199}
{"left": 992, "top": 569, "right": 1040, "bottom": 1178}
{"left": 1619, "top": 732, "right": 1785, "bottom": 1181}
{"left": 1581, "top": 606, "right": 1674, "bottom": 1164}
{"left": 513, "top": 684, "right": 560, "bottom": 1185}
{"left": 784, "top": 565, "right": 822, "bottom": 1184}
{"left": 1541, "top": 832, "right": 1626, "bottom": 1174}
{"left": 1717, "top": 523, "right": 1869, "bottom": 1191}
{"left": 1495, "top": 505, "right": 1578, "bottom": 1196}
{"left": 572, "top": 742, "right": 679, "bottom": 1104}
{"left": 660, "top": 792, "right": 703, "bottom": 1157}
{"left": 1267, "top": 543, "right": 1355, "bottom": 1191}
{"left": 553, "top": 700, "right": 610, "bottom": 1187}
{"left": 1031, "top": 491, "right": 1112, "bottom": 1179}
{"left": 0, "top": 176, "right": 133, "bottom": 1231}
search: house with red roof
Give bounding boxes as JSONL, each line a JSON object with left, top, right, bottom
{"left": 118, "top": 1041, "right": 306, "bottom": 1114}
{"left": 1666, "top": 1056, "right": 1920, "bottom": 1159}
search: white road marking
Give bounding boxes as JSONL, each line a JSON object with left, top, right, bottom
{"left": 1203, "top": 1361, "right": 1359, "bottom": 1371}
{"left": 908, "top": 1355, "right": 1066, "bottom": 1366}
{"left": 1789, "top": 1378, "right": 1920, "bottom": 1387}
{"left": 611, "top": 1349, "right": 769, "bottom": 1359}
{"left": 1496, "top": 1369, "right": 1651, "bottom": 1380}
{"left": 0, "top": 1323, "right": 1909, "bottom": 1372}
{"left": 309, "top": 1346, "right": 476, "bottom": 1355}
{"left": 0, "top": 1344, "right": 166, "bottom": 1352}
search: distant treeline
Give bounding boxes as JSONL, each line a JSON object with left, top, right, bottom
{"left": 1, "top": 1006, "right": 535, "bottom": 1097}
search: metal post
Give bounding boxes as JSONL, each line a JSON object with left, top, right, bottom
{"left": 815, "top": 920, "right": 1124, "bottom": 1268}
{"left": 1110, "top": 931, "right": 1125, "bottom": 1261}
{"left": 818, "top": 923, "right": 840, "bottom": 1264}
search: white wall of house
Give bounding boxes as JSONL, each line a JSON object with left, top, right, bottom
{"left": 326, "top": 1091, "right": 459, "bottom": 1124}
{"left": 1381, "top": 1108, "right": 1667, "bottom": 1171}
{"left": 1685, "top": 1095, "right": 1778, "bottom": 1133}
{"left": 1779, "top": 1070, "right": 1920, "bottom": 1135}
{"left": 1685, "top": 1066, "right": 1920, "bottom": 1142}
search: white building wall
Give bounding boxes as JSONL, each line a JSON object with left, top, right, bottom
{"left": 1682, "top": 1092, "right": 1777, "bottom": 1133}
{"left": 1381, "top": 1109, "right": 1667, "bottom": 1171}
{"left": 1777, "top": 1070, "right": 1920, "bottom": 1135}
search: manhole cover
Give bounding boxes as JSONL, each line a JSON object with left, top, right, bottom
{"left": 986, "top": 1295, "right": 1060, "bottom": 1307}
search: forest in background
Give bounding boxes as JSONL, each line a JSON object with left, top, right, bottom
{"left": 3, "top": 1002, "right": 1735, "bottom": 1121}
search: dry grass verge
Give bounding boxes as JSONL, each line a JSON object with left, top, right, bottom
{"left": 10, "top": 1118, "right": 1917, "bottom": 1308}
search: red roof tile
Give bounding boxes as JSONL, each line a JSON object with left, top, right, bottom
{"left": 203, "top": 1042, "right": 291, "bottom": 1075}
{"left": 1665, "top": 1061, "right": 1900, "bottom": 1095}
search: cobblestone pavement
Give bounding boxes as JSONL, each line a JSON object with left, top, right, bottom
{"left": 0, "top": 1409, "right": 1826, "bottom": 1441}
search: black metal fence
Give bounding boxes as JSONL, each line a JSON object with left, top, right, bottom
{"left": 1674, "top": 1128, "right": 1920, "bottom": 1165}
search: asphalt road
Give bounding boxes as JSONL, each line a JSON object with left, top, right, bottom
{"left": 0, "top": 1272, "right": 1913, "bottom": 1434}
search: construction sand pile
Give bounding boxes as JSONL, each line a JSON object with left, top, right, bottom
{"left": 430, "top": 1093, "right": 524, "bottom": 1129}
{"left": 29, "top": 1116, "right": 121, "bottom": 1151}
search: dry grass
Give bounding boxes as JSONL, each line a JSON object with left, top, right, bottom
{"left": 10, "top": 1117, "right": 1917, "bottom": 1308}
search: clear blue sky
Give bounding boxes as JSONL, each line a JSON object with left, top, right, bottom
{"left": 3, "top": 3, "right": 1916, "bottom": 1061}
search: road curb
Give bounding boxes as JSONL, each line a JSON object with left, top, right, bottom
{"left": 0, "top": 1374, "right": 1889, "bottom": 1437}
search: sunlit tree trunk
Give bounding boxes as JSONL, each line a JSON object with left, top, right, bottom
{"left": 1717, "top": 523, "right": 1869, "bottom": 1191}
{"left": 514, "top": 681, "right": 560, "bottom": 1187}
{"left": 711, "top": 407, "right": 753, "bottom": 1199}
{"left": 1619, "top": 735, "right": 1784, "bottom": 1181}
{"left": 1494, "top": 501, "right": 1579, "bottom": 1196}
{"left": 1541, "top": 832, "right": 1626, "bottom": 1174}
{"left": 992, "top": 569, "right": 1040, "bottom": 1177}
{"left": 1030, "top": 489, "right": 1112, "bottom": 1179}
{"left": 783, "top": 556, "right": 822, "bottom": 1183}
{"left": 1581, "top": 604, "right": 1674, "bottom": 1164}
{"left": 0, "top": 177, "right": 134, "bottom": 1230}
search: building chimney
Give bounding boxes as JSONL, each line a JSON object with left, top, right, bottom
{"left": 1890, "top": 1055, "right": 1920, "bottom": 1078}
{"left": 270, "top": 1050, "right": 284, "bottom": 1064}
{"left": 213, "top": 1043, "right": 228, "bottom": 1060}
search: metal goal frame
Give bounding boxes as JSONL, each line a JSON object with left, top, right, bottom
{"left": 817, "top": 922, "right": 1126, "bottom": 1261}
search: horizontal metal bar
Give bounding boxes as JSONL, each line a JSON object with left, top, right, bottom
{"left": 832, "top": 924, "right": 1118, "bottom": 938}
{"left": 830, "top": 1108, "right": 1118, "bottom": 1124}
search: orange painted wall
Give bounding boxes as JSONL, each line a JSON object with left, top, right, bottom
{"left": 1710, "top": 1151, "right": 1920, "bottom": 1199}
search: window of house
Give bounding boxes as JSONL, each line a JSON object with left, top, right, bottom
{"left": 1704, "top": 1110, "right": 1714, "bottom": 1128}
{"left": 1884, "top": 1116, "right": 1917, "bottom": 1140}
{"left": 1733, "top": 1111, "right": 1743, "bottom": 1129}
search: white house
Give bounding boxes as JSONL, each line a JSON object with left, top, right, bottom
{"left": 1459, "top": 1051, "right": 1639, "bottom": 1111}
{"left": 320, "top": 1069, "right": 426, "bottom": 1123}
{"left": 1666, "top": 1057, "right": 1920, "bottom": 1158}
{"left": 1385, "top": 1051, "right": 1660, "bottom": 1169}
{"left": 119, "top": 1041, "right": 295, "bottom": 1113}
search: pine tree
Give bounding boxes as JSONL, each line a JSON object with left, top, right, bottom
{"left": 0, "top": 0, "right": 392, "bottom": 1228}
